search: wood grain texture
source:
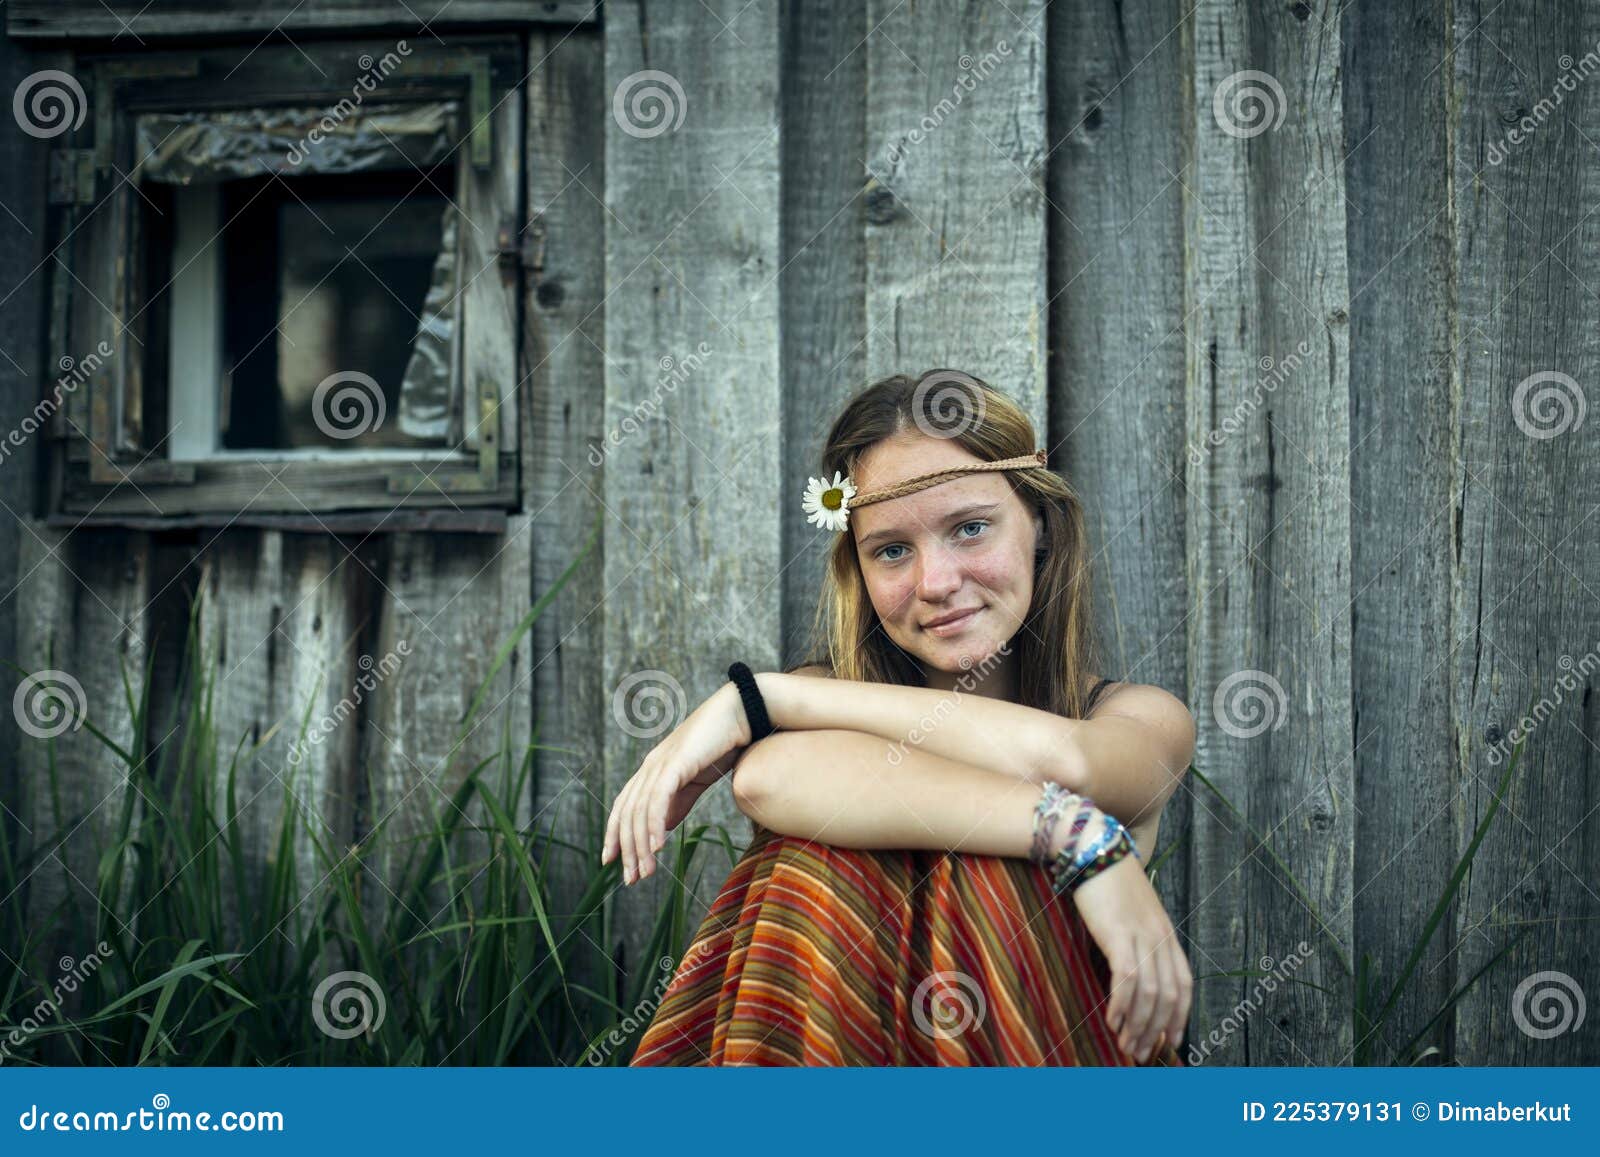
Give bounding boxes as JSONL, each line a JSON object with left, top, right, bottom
{"left": 863, "top": 0, "right": 1048, "bottom": 428}
{"left": 1448, "top": 0, "right": 1600, "bottom": 1067}
{"left": 193, "top": 531, "right": 361, "bottom": 949}
{"left": 602, "top": 0, "right": 784, "bottom": 974}
{"left": 1048, "top": 0, "right": 1196, "bottom": 1006}
{"left": 5, "top": 0, "right": 598, "bottom": 38}
{"left": 13, "top": 529, "right": 150, "bottom": 1061}
{"left": 1183, "top": 0, "right": 1354, "bottom": 1065}
{"left": 523, "top": 23, "right": 610, "bottom": 980}
{"left": 779, "top": 0, "right": 868, "bottom": 667}
{"left": 0, "top": 34, "right": 49, "bottom": 871}
{"left": 1341, "top": 0, "right": 1461, "bottom": 1065}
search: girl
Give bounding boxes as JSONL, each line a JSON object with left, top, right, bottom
{"left": 602, "top": 370, "right": 1195, "bottom": 1066}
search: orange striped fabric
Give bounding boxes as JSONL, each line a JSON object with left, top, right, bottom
{"left": 630, "top": 824, "right": 1185, "bottom": 1066}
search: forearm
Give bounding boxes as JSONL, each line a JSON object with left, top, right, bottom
{"left": 750, "top": 670, "right": 1054, "bottom": 786}
{"left": 730, "top": 728, "right": 1046, "bottom": 856}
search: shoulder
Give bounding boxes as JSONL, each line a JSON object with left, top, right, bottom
{"left": 1085, "top": 679, "right": 1196, "bottom": 753}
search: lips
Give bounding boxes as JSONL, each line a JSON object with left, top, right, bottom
{"left": 921, "top": 607, "right": 982, "bottom": 633}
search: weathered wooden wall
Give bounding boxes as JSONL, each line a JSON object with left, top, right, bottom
{"left": 2, "top": 0, "right": 1597, "bottom": 1065}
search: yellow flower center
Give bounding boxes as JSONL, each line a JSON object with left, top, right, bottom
{"left": 821, "top": 488, "right": 843, "bottom": 510}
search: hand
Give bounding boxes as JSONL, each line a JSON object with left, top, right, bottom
{"left": 601, "top": 681, "right": 752, "bottom": 884}
{"left": 1068, "top": 827, "right": 1192, "bottom": 1063}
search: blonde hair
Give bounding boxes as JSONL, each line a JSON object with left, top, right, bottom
{"left": 793, "top": 370, "right": 1106, "bottom": 719}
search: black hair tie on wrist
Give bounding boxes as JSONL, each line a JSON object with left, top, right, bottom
{"left": 727, "top": 662, "right": 774, "bottom": 743}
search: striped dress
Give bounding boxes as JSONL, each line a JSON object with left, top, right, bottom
{"left": 630, "top": 683, "right": 1186, "bottom": 1067}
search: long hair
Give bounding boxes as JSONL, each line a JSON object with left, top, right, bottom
{"left": 793, "top": 370, "right": 1106, "bottom": 719}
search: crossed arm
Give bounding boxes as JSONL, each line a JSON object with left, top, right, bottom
{"left": 732, "top": 668, "right": 1196, "bottom": 851}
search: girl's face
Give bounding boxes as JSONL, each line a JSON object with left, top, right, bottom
{"left": 849, "top": 432, "right": 1043, "bottom": 678}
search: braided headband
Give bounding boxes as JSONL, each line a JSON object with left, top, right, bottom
{"left": 801, "top": 450, "right": 1048, "bottom": 533}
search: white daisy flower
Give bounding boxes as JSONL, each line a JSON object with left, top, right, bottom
{"left": 801, "top": 471, "right": 857, "bottom": 532}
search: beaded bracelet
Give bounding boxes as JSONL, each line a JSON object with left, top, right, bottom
{"left": 1049, "top": 815, "right": 1139, "bottom": 895}
{"left": 1029, "top": 782, "right": 1076, "bottom": 864}
{"left": 1031, "top": 782, "right": 1141, "bottom": 895}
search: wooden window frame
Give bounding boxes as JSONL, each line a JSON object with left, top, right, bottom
{"left": 45, "top": 34, "right": 524, "bottom": 524}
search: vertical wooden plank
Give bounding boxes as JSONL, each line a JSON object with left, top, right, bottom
{"left": 1342, "top": 0, "right": 1461, "bottom": 1064}
{"left": 1048, "top": 0, "right": 1194, "bottom": 985}
{"left": 1184, "top": 0, "right": 1354, "bottom": 1065}
{"left": 603, "top": 0, "right": 783, "bottom": 970}
{"left": 1450, "top": 0, "right": 1600, "bottom": 1066}
{"left": 13, "top": 528, "right": 149, "bottom": 1058}
{"left": 779, "top": 0, "right": 868, "bottom": 667}
{"left": 0, "top": 36, "right": 51, "bottom": 862}
{"left": 194, "top": 531, "right": 361, "bottom": 947}
{"left": 864, "top": 0, "right": 1048, "bottom": 429}
{"left": 461, "top": 56, "right": 523, "bottom": 457}
{"left": 362, "top": 89, "right": 533, "bottom": 936}
{"left": 524, "top": 26, "right": 609, "bottom": 957}
{"left": 361, "top": 526, "right": 532, "bottom": 933}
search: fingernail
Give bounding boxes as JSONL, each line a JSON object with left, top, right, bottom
{"left": 650, "top": 835, "right": 662, "bottom": 852}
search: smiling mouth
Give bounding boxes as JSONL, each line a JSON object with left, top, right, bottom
{"left": 922, "top": 607, "right": 982, "bottom": 633}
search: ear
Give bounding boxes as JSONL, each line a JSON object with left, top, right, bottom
{"left": 1031, "top": 506, "right": 1045, "bottom": 550}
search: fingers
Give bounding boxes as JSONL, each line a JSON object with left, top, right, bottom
{"left": 1121, "top": 926, "right": 1190, "bottom": 1064}
{"left": 615, "top": 776, "right": 640, "bottom": 884}
{"left": 632, "top": 775, "right": 655, "bottom": 879}
{"left": 1166, "top": 941, "right": 1194, "bottom": 1055}
{"left": 602, "top": 754, "right": 683, "bottom": 885}
{"left": 602, "top": 784, "right": 622, "bottom": 865}
{"left": 1116, "top": 939, "right": 1158, "bottom": 1063}
{"left": 1133, "top": 939, "right": 1178, "bottom": 1064}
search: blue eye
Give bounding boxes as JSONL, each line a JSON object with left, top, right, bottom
{"left": 873, "top": 521, "right": 987, "bottom": 564}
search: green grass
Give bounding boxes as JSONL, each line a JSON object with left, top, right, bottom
{"left": 1185, "top": 719, "right": 1533, "bottom": 1065}
{"left": 0, "top": 522, "right": 741, "bottom": 1066}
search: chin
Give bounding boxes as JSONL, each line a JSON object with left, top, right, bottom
{"left": 922, "top": 635, "right": 1004, "bottom": 673}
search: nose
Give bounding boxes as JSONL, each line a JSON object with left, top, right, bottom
{"left": 915, "top": 543, "right": 963, "bottom": 603}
